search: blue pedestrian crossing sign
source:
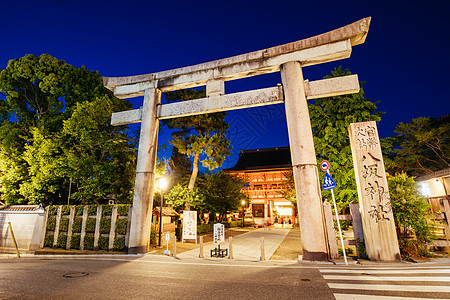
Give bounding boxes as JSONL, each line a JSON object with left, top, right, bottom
{"left": 322, "top": 171, "right": 336, "bottom": 190}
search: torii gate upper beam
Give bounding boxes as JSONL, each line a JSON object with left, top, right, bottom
{"left": 103, "top": 17, "right": 370, "bottom": 98}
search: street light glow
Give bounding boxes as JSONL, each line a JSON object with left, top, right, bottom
{"left": 159, "top": 177, "right": 168, "bottom": 190}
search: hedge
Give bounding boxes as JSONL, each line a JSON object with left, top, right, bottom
{"left": 117, "top": 205, "right": 129, "bottom": 216}
{"left": 102, "top": 205, "right": 114, "bottom": 217}
{"left": 72, "top": 217, "right": 82, "bottom": 233}
{"left": 150, "top": 229, "right": 157, "bottom": 245}
{"left": 84, "top": 235, "right": 94, "bottom": 250}
{"left": 44, "top": 234, "right": 54, "bottom": 247}
{"left": 75, "top": 206, "right": 84, "bottom": 216}
{"left": 100, "top": 218, "right": 111, "bottom": 234}
{"left": 48, "top": 205, "right": 58, "bottom": 215}
{"left": 57, "top": 233, "right": 67, "bottom": 248}
{"left": 59, "top": 218, "right": 69, "bottom": 232}
{"left": 197, "top": 224, "right": 213, "bottom": 234}
{"left": 88, "top": 205, "right": 98, "bottom": 216}
{"left": 46, "top": 216, "right": 56, "bottom": 231}
{"left": 85, "top": 218, "right": 96, "bottom": 233}
{"left": 115, "top": 218, "right": 128, "bottom": 235}
{"left": 70, "top": 235, "right": 81, "bottom": 249}
{"left": 113, "top": 237, "right": 125, "bottom": 251}
{"left": 61, "top": 205, "right": 71, "bottom": 215}
{"left": 98, "top": 236, "right": 109, "bottom": 250}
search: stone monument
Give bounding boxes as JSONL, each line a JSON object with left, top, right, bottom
{"left": 349, "top": 121, "right": 401, "bottom": 261}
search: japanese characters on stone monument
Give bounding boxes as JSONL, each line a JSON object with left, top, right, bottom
{"left": 349, "top": 121, "right": 401, "bottom": 261}
{"left": 104, "top": 17, "right": 372, "bottom": 260}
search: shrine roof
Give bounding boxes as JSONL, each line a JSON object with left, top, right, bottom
{"left": 152, "top": 206, "right": 180, "bottom": 217}
{"left": 225, "top": 146, "right": 291, "bottom": 172}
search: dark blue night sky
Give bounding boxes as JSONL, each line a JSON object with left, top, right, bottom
{"left": 1, "top": 0, "right": 448, "bottom": 169}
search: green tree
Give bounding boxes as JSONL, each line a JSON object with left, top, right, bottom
{"left": 383, "top": 115, "right": 449, "bottom": 177}
{"left": 0, "top": 54, "right": 108, "bottom": 130}
{"left": 163, "top": 89, "right": 232, "bottom": 202}
{"left": 198, "top": 172, "right": 247, "bottom": 222}
{"left": 61, "top": 95, "right": 136, "bottom": 204}
{"left": 167, "top": 146, "right": 192, "bottom": 184}
{"left": 0, "top": 54, "right": 137, "bottom": 205}
{"left": 19, "top": 127, "right": 66, "bottom": 205}
{"left": 309, "top": 66, "right": 383, "bottom": 211}
{"left": 0, "top": 123, "right": 28, "bottom": 204}
{"left": 164, "top": 184, "right": 203, "bottom": 211}
{"left": 388, "top": 172, "right": 435, "bottom": 258}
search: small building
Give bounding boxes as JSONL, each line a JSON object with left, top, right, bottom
{"left": 416, "top": 168, "right": 450, "bottom": 210}
{"left": 0, "top": 204, "right": 45, "bottom": 253}
{"left": 152, "top": 206, "right": 180, "bottom": 234}
{"left": 225, "top": 147, "right": 295, "bottom": 226}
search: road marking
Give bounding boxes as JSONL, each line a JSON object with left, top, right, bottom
{"left": 334, "top": 294, "right": 438, "bottom": 300}
{"left": 324, "top": 275, "right": 450, "bottom": 281}
{"left": 328, "top": 283, "right": 450, "bottom": 293}
{"left": 320, "top": 268, "right": 450, "bottom": 274}
{"left": 321, "top": 267, "right": 450, "bottom": 299}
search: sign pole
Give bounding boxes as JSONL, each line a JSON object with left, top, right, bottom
{"left": 329, "top": 177, "right": 348, "bottom": 265}
{"left": 320, "top": 161, "right": 347, "bottom": 265}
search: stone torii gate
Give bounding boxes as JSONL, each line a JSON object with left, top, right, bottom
{"left": 104, "top": 17, "right": 371, "bottom": 260}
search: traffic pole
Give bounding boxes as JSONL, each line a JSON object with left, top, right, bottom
{"left": 327, "top": 169, "right": 348, "bottom": 265}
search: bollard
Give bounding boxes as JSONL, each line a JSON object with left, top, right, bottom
{"left": 172, "top": 235, "right": 177, "bottom": 258}
{"left": 228, "top": 237, "right": 233, "bottom": 259}
{"left": 199, "top": 236, "right": 204, "bottom": 258}
{"left": 8, "top": 222, "right": 20, "bottom": 258}
{"left": 260, "top": 237, "right": 265, "bottom": 261}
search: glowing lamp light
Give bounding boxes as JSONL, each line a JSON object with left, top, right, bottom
{"left": 159, "top": 177, "right": 168, "bottom": 190}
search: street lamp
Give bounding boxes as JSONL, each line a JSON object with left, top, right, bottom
{"left": 241, "top": 200, "right": 246, "bottom": 228}
{"left": 158, "top": 177, "right": 168, "bottom": 247}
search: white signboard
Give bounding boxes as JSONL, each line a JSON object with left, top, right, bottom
{"left": 213, "top": 223, "right": 225, "bottom": 245}
{"left": 182, "top": 211, "right": 197, "bottom": 241}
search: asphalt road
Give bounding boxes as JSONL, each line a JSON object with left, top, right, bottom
{"left": 0, "top": 256, "right": 333, "bottom": 300}
{"left": 2, "top": 256, "right": 450, "bottom": 300}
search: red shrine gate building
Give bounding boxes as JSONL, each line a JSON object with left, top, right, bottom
{"left": 225, "top": 147, "right": 296, "bottom": 226}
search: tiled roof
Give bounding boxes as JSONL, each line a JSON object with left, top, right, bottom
{"left": 152, "top": 206, "right": 180, "bottom": 217}
{"left": 225, "top": 146, "right": 292, "bottom": 171}
{"left": 415, "top": 168, "right": 450, "bottom": 182}
{"left": 0, "top": 205, "right": 42, "bottom": 212}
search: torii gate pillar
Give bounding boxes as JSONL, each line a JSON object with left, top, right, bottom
{"left": 281, "top": 61, "right": 328, "bottom": 260}
{"left": 128, "top": 88, "right": 161, "bottom": 254}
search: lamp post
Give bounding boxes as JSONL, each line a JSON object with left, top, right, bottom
{"left": 241, "top": 200, "right": 246, "bottom": 228}
{"left": 158, "top": 177, "right": 168, "bottom": 247}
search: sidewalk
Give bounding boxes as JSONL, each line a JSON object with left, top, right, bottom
{"left": 176, "top": 227, "right": 290, "bottom": 261}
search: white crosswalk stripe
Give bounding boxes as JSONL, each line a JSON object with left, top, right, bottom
{"left": 320, "top": 266, "right": 450, "bottom": 300}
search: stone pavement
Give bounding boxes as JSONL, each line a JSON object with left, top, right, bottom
{"left": 177, "top": 227, "right": 290, "bottom": 261}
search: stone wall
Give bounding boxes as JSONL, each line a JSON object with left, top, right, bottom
{"left": 0, "top": 207, "right": 45, "bottom": 253}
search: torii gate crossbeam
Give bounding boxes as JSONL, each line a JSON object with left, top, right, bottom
{"left": 104, "top": 17, "right": 371, "bottom": 260}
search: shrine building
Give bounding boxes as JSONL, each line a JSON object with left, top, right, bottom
{"left": 225, "top": 146, "right": 295, "bottom": 226}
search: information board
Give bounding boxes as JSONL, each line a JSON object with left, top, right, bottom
{"left": 182, "top": 210, "right": 197, "bottom": 242}
{"left": 213, "top": 223, "right": 225, "bottom": 245}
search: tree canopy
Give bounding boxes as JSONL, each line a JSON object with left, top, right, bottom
{"left": 163, "top": 89, "right": 232, "bottom": 198}
{"left": 308, "top": 66, "right": 383, "bottom": 210}
{"left": 0, "top": 54, "right": 137, "bottom": 205}
{"left": 388, "top": 172, "right": 435, "bottom": 258}
{"left": 197, "top": 171, "right": 247, "bottom": 222}
{"left": 383, "top": 115, "right": 449, "bottom": 177}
